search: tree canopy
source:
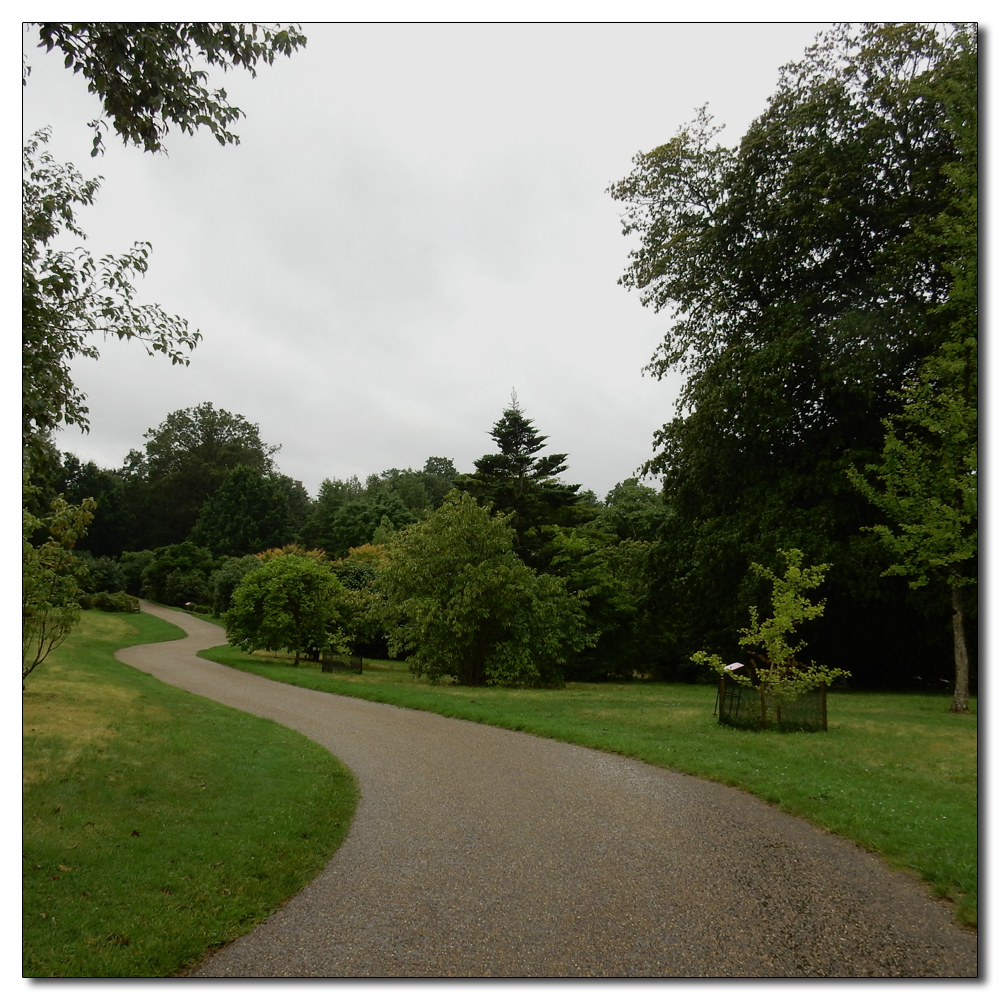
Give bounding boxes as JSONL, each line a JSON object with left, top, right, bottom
{"left": 608, "top": 22, "right": 977, "bottom": 689}
{"left": 189, "top": 464, "right": 296, "bottom": 557}
{"left": 380, "top": 492, "right": 592, "bottom": 687}
{"left": 127, "top": 402, "right": 280, "bottom": 548}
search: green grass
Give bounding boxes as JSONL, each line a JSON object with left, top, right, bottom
{"left": 200, "top": 645, "right": 979, "bottom": 928}
{"left": 23, "top": 612, "right": 359, "bottom": 978}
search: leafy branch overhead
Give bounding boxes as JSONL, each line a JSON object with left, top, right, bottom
{"left": 22, "top": 130, "right": 200, "bottom": 450}
{"left": 31, "top": 22, "right": 307, "bottom": 155}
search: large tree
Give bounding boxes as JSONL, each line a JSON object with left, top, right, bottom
{"left": 22, "top": 131, "right": 198, "bottom": 465}
{"left": 127, "top": 403, "right": 280, "bottom": 549}
{"left": 379, "top": 492, "right": 592, "bottom": 687}
{"left": 608, "top": 23, "right": 977, "bottom": 686}
{"left": 22, "top": 22, "right": 305, "bottom": 467}
{"left": 456, "top": 395, "right": 585, "bottom": 564}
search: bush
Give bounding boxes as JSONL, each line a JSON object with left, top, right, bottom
{"left": 73, "top": 552, "right": 127, "bottom": 594}
{"left": 142, "top": 542, "right": 216, "bottom": 605}
{"left": 77, "top": 591, "right": 140, "bottom": 613}
{"left": 118, "top": 549, "right": 155, "bottom": 596}
{"left": 209, "top": 554, "right": 262, "bottom": 615}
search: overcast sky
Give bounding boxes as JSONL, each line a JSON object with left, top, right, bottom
{"left": 22, "top": 21, "right": 831, "bottom": 501}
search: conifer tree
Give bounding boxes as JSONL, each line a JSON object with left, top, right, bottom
{"left": 457, "top": 393, "right": 583, "bottom": 561}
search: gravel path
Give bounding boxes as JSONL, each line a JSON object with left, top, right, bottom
{"left": 117, "top": 602, "right": 977, "bottom": 978}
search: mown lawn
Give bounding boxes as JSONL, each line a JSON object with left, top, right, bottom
{"left": 200, "top": 645, "right": 979, "bottom": 927}
{"left": 23, "top": 612, "right": 358, "bottom": 978}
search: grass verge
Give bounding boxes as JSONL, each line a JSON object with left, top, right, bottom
{"left": 199, "top": 645, "right": 978, "bottom": 928}
{"left": 23, "top": 612, "right": 358, "bottom": 978}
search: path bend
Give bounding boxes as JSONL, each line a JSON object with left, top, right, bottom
{"left": 116, "top": 602, "right": 977, "bottom": 978}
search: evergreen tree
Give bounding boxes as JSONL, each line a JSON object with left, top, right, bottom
{"left": 457, "top": 394, "right": 584, "bottom": 563}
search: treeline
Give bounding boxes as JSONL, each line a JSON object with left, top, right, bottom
{"left": 27, "top": 397, "right": 668, "bottom": 684}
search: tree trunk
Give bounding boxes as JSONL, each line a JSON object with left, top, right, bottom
{"left": 949, "top": 583, "right": 969, "bottom": 714}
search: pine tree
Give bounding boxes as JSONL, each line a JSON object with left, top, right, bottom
{"left": 457, "top": 393, "right": 583, "bottom": 561}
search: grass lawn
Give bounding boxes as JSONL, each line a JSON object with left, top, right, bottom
{"left": 23, "top": 611, "right": 358, "bottom": 978}
{"left": 200, "top": 645, "right": 978, "bottom": 928}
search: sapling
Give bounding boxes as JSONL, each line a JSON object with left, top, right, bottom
{"left": 692, "top": 549, "right": 849, "bottom": 707}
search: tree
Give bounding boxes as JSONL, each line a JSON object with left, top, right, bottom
{"left": 320, "top": 493, "right": 417, "bottom": 559}
{"left": 23, "top": 489, "right": 96, "bottom": 683}
{"left": 607, "top": 23, "right": 977, "bottom": 687}
{"left": 29, "top": 22, "right": 307, "bottom": 156}
{"left": 127, "top": 403, "right": 279, "bottom": 548}
{"left": 22, "top": 22, "right": 305, "bottom": 468}
{"left": 848, "top": 339, "right": 977, "bottom": 712}
{"left": 846, "top": 29, "right": 979, "bottom": 713}
{"left": 299, "top": 476, "right": 366, "bottom": 551}
{"left": 379, "top": 492, "right": 592, "bottom": 687}
{"left": 694, "top": 550, "right": 850, "bottom": 706}
{"left": 421, "top": 460, "right": 458, "bottom": 508}
{"left": 52, "top": 453, "right": 133, "bottom": 557}
{"left": 456, "top": 394, "right": 585, "bottom": 564}
{"left": 592, "top": 478, "right": 666, "bottom": 542}
{"left": 189, "top": 464, "right": 294, "bottom": 557}
{"left": 546, "top": 525, "right": 656, "bottom": 681}
{"left": 223, "top": 554, "right": 348, "bottom": 666}
{"left": 141, "top": 541, "right": 216, "bottom": 607}
{"left": 22, "top": 131, "right": 199, "bottom": 463}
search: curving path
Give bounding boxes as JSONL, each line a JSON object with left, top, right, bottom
{"left": 117, "top": 602, "right": 977, "bottom": 978}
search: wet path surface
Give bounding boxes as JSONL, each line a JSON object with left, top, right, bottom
{"left": 117, "top": 603, "right": 977, "bottom": 978}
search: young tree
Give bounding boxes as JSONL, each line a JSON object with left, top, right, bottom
{"left": 23, "top": 490, "right": 96, "bottom": 683}
{"left": 379, "top": 492, "right": 592, "bottom": 687}
{"left": 693, "top": 549, "right": 850, "bottom": 709}
{"left": 223, "top": 554, "right": 348, "bottom": 665}
{"left": 457, "top": 394, "right": 584, "bottom": 563}
{"left": 28, "top": 22, "right": 307, "bottom": 156}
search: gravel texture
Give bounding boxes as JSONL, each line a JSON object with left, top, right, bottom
{"left": 117, "top": 602, "right": 978, "bottom": 978}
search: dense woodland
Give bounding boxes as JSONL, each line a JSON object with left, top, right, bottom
{"left": 23, "top": 23, "right": 977, "bottom": 703}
